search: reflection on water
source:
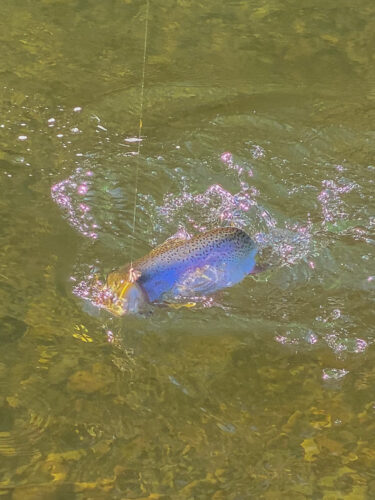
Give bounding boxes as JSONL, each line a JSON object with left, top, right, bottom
{"left": 1, "top": 0, "right": 375, "bottom": 497}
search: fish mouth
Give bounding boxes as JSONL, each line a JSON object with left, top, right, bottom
{"left": 97, "top": 274, "right": 148, "bottom": 316}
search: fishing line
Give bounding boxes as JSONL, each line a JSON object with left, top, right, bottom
{"left": 129, "top": 0, "right": 150, "bottom": 272}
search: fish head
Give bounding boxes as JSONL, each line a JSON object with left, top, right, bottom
{"left": 100, "top": 271, "right": 148, "bottom": 316}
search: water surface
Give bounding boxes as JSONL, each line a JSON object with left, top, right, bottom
{"left": 0, "top": 0, "right": 374, "bottom": 498}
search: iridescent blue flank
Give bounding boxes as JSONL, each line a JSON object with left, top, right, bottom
{"left": 134, "top": 227, "right": 257, "bottom": 302}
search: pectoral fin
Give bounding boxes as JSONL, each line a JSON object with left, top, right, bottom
{"left": 165, "top": 302, "right": 196, "bottom": 310}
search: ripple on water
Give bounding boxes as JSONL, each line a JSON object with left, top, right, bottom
{"left": 0, "top": 376, "right": 52, "bottom": 459}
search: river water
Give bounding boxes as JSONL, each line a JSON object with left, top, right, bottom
{"left": 0, "top": 0, "right": 374, "bottom": 498}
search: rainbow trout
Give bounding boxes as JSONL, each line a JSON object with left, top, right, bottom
{"left": 102, "top": 227, "right": 257, "bottom": 316}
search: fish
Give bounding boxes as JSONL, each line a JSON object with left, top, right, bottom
{"left": 101, "top": 227, "right": 258, "bottom": 316}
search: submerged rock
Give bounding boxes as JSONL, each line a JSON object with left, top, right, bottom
{"left": 0, "top": 315, "right": 27, "bottom": 343}
{"left": 67, "top": 363, "right": 115, "bottom": 394}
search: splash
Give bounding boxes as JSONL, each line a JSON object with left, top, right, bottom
{"left": 51, "top": 168, "right": 98, "bottom": 239}
{"left": 221, "top": 151, "right": 254, "bottom": 177}
{"left": 52, "top": 150, "right": 314, "bottom": 316}
{"left": 318, "top": 178, "right": 357, "bottom": 225}
{"left": 152, "top": 152, "right": 284, "bottom": 241}
{"left": 71, "top": 268, "right": 124, "bottom": 316}
{"left": 155, "top": 151, "right": 266, "bottom": 233}
{"left": 158, "top": 182, "right": 260, "bottom": 232}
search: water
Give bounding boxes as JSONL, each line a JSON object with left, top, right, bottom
{"left": 0, "top": 0, "right": 374, "bottom": 498}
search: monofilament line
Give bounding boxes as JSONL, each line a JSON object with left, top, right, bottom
{"left": 130, "top": 0, "right": 150, "bottom": 270}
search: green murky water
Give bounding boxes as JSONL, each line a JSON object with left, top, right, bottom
{"left": 1, "top": 0, "right": 374, "bottom": 498}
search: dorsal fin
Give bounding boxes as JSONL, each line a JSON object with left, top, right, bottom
{"left": 148, "top": 237, "right": 187, "bottom": 257}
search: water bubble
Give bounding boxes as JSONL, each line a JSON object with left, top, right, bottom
{"left": 306, "top": 331, "right": 318, "bottom": 344}
{"left": 125, "top": 137, "right": 142, "bottom": 143}
{"left": 332, "top": 309, "right": 341, "bottom": 320}
{"left": 251, "top": 145, "right": 265, "bottom": 159}
{"left": 326, "top": 334, "right": 368, "bottom": 354}
{"left": 220, "top": 152, "right": 232, "bottom": 164}
{"left": 322, "top": 368, "right": 349, "bottom": 380}
{"left": 77, "top": 183, "right": 88, "bottom": 195}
